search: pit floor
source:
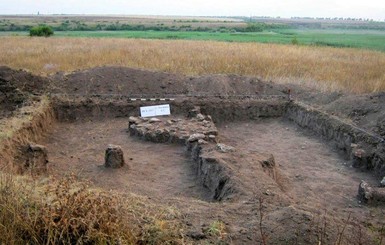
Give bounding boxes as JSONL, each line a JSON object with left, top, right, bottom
{"left": 41, "top": 117, "right": 383, "bottom": 238}
{"left": 42, "top": 118, "right": 211, "bottom": 201}
{"left": 219, "top": 118, "right": 382, "bottom": 224}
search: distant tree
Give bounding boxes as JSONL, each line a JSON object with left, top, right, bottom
{"left": 291, "top": 37, "right": 299, "bottom": 45}
{"left": 30, "top": 25, "right": 54, "bottom": 37}
{"left": 245, "top": 23, "right": 264, "bottom": 32}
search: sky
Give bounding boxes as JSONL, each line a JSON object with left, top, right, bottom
{"left": 1, "top": 0, "right": 384, "bottom": 20}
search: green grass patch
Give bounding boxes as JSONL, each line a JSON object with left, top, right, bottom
{"left": 2, "top": 28, "right": 385, "bottom": 52}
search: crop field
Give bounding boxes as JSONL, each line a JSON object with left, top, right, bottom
{"left": 8, "top": 29, "right": 381, "bottom": 51}
{"left": 1, "top": 15, "right": 385, "bottom": 51}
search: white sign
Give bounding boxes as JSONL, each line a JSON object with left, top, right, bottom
{"left": 140, "top": 104, "right": 171, "bottom": 118}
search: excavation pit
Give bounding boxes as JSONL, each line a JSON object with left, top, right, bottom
{"left": 2, "top": 66, "right": 385, "bottom": 243}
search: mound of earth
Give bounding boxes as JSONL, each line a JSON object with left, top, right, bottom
{"left": 0, "top": 66, "right": 49, "bottom": 95}
{"left": 50, "top": 66, "right": 287, "bottom": 97}
{"left": 50, "top": 66, "right": 188, "bottom": 95}
{"left": 0, "top": 66, "right": 49, "bottom": 118}
{"left": 293, "top": 88, "right": 385, "bottom": 137}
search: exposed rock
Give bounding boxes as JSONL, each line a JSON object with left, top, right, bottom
{"left": 128, "top": 112, "right": 218, "bottom": 146}
{"left": 198, "top": 139, "right": 208, "bottom": 145}
{"left": 207, "top": 129, "right": 218, "bottom": 136}
{"left": 381, "top": 177, "right": 385, "bottom": 187}
{"left": 186, "top": 230, "right": 206, "bottom": 240}
{"left": 354, "top": 148, "right": 366, "bottom": 158}
{"left": 196, "top": 113, "right": 205, "bottom": 121}
{"left": 149, "top": 118, "right": 161, "bottom": 123}
{"left": 188, "top": 106, "right": 201, "bottom": 118}
{"left": 208, "top": 135, "right": 217, "bottom": 143}
{"left": 188, "top": 133, "right": 206, "bottom": 142}
{"left": 358, "top": 180, "right": 373, "bottom": 202}
{"left": 358, "top": 180, "right": 385, "bottom": 204}
{"left": 128, "top": 116, "right": 141, "bottom": 128}
{"left": 352, "top": 147, "right": 369, "bottom": 168}
{"left": 216, "top": 143, "right": 235, "bottom": 153}
{"left": 128, "top": 116, "right": 140, "bottom": 123}
{"left": 105, "top": 144, "right": 125, "bottom": 168}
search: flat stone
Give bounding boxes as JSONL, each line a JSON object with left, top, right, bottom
{"left": 188, "top": 133, "right": 206, "bottom": 142}
{"left": 208, "top": 134, "right": 216, "bottom": 141}
{"left": 128, "top": 116, "right": 140, "bottom": 123}
{"left": 207, "top": 129, "right": 218, "bottom": 136}
{"left": 149, "top": 118, "right": 161, "bottom": 123}
{"left": 216, "top": 143, "right": 235, "bottom": 153}
{"left": 196, "top": 113, "right": 205, "bottom": 121}
{"left": 198, "top": 139, "right": 208, "bottom": 145}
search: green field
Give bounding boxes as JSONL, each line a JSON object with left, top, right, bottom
{"left": 2, "top": 29, "right": 385, "bottom": 51}
{"left": 1, "top": 15, "right": 384, "bottom": 51}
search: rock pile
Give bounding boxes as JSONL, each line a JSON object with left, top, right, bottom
{"left": 128, "top": 108, "right": 218, "bottom": 145}
{"left": 358, "top": 180, "right": 385, "bottom": 204}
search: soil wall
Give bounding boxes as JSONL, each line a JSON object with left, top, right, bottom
{"left": 286, "top": 102, "right": 385, "bottom": 176}
{"left": 0, "top": 99, "right": 55, "bottom": 172}
{"left": 52, "top": 97, "right": 287, "bottom": 123}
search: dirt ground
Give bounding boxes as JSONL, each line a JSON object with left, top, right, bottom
{"left": 220, "top": 119, "right": 382, "bottom": 222}
{"left": 36, "top": 117, "right": 384, "bottom": 244}
{"left": 41, "top": 118, "right": 211, "bottom": 201}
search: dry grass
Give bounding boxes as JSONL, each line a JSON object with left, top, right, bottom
{"left": 0, "top": 173, "right": 184, "bottom": 244}
{"left": 0, "top": 36, "right": 384, "bottom": 93}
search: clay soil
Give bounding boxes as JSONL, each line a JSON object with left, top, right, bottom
{"left": 1, "top": 65, "right": 385, "bottom": 244}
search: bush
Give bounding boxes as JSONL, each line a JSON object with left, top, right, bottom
{"left": 291, "top": 37, "right": 299, "bottom": 45}
{"left": 29, "top": 26, "right": 54, "bottom": 37}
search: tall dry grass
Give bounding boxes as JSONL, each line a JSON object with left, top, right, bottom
{"left": 0, "top": 36, "right": 384, "bottom": 93}
{"left": 0, "top": 173, "right": 184, "bottom": 244}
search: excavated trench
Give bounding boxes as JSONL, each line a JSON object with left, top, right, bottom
{"left": 2, "top": 96, "right": 384, "bottom": 203}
